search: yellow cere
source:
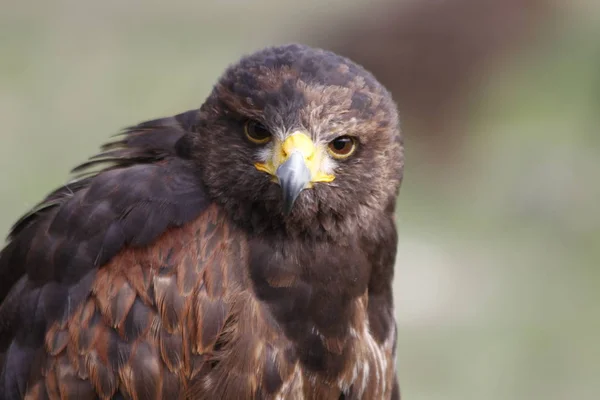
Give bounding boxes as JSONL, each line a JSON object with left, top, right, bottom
{"left": 254, "top": 132, "right": 335, "bottom": 185}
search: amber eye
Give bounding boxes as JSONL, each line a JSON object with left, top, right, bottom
{"left": 327, "top": 136, "right": 357, "bottom": 159}
{"left": 244, "top": 120, "right": 272, "bottom": 144}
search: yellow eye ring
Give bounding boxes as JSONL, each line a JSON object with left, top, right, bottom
{"left": 244, "top": 120, "right": 272, "bottom": 144}
{"left": 327, "top": 136, "right": 357, "bottom": 159}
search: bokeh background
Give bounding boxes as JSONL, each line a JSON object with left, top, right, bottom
{"left": 1, "top": 0, "right": 598, "bottom": 398}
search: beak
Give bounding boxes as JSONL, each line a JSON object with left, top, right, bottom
{"left": 276, "top": 151, "right": 311, "bottom": 214}
{"left": 254, "top": 131, "right": 335, "bottom": 214}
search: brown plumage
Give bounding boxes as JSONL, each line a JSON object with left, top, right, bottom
{"left": 0, "top": 44, "right": 404, "bottom": 399}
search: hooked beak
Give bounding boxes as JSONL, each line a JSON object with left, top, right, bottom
{"left": 276, "top": 151, "right": 311, "bottom": 214}
{"left": 254, "top": 132, "right": 335, "bottom": 214}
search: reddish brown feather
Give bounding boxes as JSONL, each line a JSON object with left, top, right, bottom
{"left": 153, "top": 274, "right": 185, "bottom": 334}
{"left": 158, "top": 325, "right": 184, "bottom": 372}
{"left": 20, "top": 206, "right": 291, "bottom": 399}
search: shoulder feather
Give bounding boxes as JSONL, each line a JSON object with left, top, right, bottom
{"left": 0, "top": 109, "right": 209, "bottom": 398}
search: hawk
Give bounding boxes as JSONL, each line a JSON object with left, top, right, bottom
{"left": 0, "top": 44, "right": 404, "bottom": 399}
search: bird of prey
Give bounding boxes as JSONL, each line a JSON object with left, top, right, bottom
{"left": 0, "top": 44, "right": 404, "bottom": 399}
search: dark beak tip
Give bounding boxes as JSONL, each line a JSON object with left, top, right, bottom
{"left": 280, "top": 178, "right": 303, "bottom": 215}
{"left": 282, "top": 200, "right": 294, "bottom": 216}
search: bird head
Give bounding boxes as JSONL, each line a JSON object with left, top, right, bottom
{"left": 193, "top": 44, "right": 404, "bottom": 238}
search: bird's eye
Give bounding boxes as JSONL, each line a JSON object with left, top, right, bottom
{"left": 244, "top": 120, "right": 272, "bottom": 144}
{"left": 327, "top": 136, "right": 357, "bottom": 159}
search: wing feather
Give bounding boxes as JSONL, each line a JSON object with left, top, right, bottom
{"left": 0, "top": 109, "right": 209, "bottom": 398}
{"left": 27, "top": 205, "right": 283, "bottom": 399}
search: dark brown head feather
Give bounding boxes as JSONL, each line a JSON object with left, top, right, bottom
{"left": 193, "top": 44, "right": 403, "bottom": 241}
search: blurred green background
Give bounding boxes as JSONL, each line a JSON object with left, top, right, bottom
{"left": 1, "top": 0, "right": 598, "bottom": 399}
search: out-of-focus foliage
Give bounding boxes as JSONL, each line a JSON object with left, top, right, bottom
{"left": 1, "top": 1, "right": 598, "bottom": 399}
